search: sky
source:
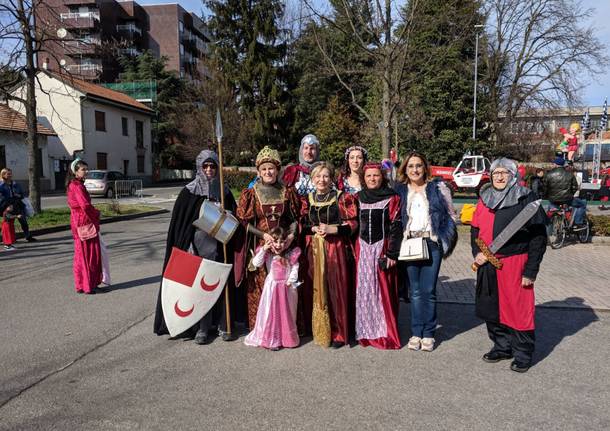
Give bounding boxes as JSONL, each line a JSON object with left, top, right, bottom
{"left": 139, "top": 0, "right": 610, "bottom": 107}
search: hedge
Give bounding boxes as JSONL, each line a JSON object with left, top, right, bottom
{"left": 589, "top": 215, "right": 610, "bottom": 237}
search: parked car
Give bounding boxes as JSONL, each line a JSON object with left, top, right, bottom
{"left": 84, "top": 170, "right": 126, "bottom": 198}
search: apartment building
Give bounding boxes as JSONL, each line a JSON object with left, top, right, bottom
{"left": 143, "top": 3, "right": 211, "bottom": 81}
{"left": 36, "top": 1, "right": 210, "bottom": 83}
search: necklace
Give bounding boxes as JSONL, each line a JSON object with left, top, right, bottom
{"left": 311, "top": 191, "right": 333, "bottom": 226}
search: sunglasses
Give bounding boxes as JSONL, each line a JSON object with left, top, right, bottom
{"left": 202, "top": 163, "right": 217, "bottom": 169}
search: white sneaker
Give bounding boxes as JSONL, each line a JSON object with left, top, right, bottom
{"left": 421, "top": 337, "right": 435, "bottom": 352}
{"left": 407, "top": 336, "right": 421, "bottom": 350}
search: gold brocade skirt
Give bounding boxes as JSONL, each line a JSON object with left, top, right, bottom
{"left": 312, "top": 234, "right": 331, "bottom": 347}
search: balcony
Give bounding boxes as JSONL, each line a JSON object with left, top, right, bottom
{"left": 60, "top": 11, "right": 100, "bottom": 29}
{"left": 64, "top": 38, "right": 100, "bottom": 55}
{"left": 118, "top": 48, "right": 141, "bottom": 57}
{"left": 65, "top": 63, "right": 102, "bottom": 79}
{"left": 116, "top": 23, "right": 142, "bottom": 38}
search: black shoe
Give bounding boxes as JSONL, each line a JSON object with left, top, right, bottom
{"left": 85, "top": 290, "right": 96, "bottom": 295}
{"left": 331, "top": 341, "right": 345, "bottom": 349}
{"left": 219, "top": 331, "right": 236, "bottom": 342}
{"left": 269, "top": 346, "right": 280, "bottom": 351}
{"left": 482, "top": 351, "right": 513, "bottom": 363}
{"left": 510, "top": 360, "right": 530, "bottom": 373}
{"left": 26, "top": 237, "right": 37, "bottom": 242}
{"left": 194, "top": 330, "right": 211, "bottom": 345}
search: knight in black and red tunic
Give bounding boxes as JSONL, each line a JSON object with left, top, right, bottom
{"left": 471, "top": 158, "right": 547, "bottom": 372}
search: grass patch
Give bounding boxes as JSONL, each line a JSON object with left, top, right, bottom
{"left": 8, "top": 204, "right": 161, "bottom": 232}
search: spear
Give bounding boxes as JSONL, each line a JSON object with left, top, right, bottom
{"left": 215, "top": 109, "right": 232, "bottom": 338}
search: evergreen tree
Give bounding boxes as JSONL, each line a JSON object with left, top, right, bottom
{"left": 206, "top": 0, "right": 290, "bottom": 150}
{"left": 400, "top": 0, "right": 491, "bottom": 165}
{"left": 118, "top": 52, "right": 187, "bottom": 167}
{"left": 314, "top": 96, "right": 360, "bottom": 167}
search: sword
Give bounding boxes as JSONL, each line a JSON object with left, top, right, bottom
{"left": 471, "top": 199, "right": 542, "bottom": 272}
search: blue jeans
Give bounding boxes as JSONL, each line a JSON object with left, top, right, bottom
{"left": 406, "top": 239, "right": 442, "bottom": 338}
{"left": 550, "top": 198, "right": 587, "bottom": 225}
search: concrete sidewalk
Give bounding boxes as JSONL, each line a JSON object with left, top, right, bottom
{"left": 437, "top": 235, "right": 610, "bottom": 310}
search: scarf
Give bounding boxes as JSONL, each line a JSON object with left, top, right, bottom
{"left": 480, "top": 158, "right": 529, "bottom": 210}
{"left": 186, "top": 150, "right": 221, "bottom": 199}
{"left": 358, "top": 186, "right": 397, "bottom": 204}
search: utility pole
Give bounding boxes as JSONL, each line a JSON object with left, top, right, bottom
{"left": 472, "top": 24, "right": 484, "bottom": 143}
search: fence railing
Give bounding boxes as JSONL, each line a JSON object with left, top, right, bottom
{"left": 113, "top": 180, "right": 143, "bottom": 199}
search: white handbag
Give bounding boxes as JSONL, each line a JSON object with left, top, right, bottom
{"left": 398, "top": 236, "right": 429, "bottom": 261}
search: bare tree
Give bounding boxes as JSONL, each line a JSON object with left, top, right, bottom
{"left": 305, "top": 0, "right": 419, "bottom": 157}
{"left": 0, "top": 0, "right": 80, "bottom": 211}
{"left": 484, "top": 0, "right": 608, "bottom": 146}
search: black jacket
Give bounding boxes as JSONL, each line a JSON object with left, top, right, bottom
{"left": 530, "top": 176, "right": 544, "bottom": 199}
{"left": 543, "top": 167, "right": 578, "bottom": 203}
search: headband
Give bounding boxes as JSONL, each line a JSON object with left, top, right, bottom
{"left": 363, "top": 162, "right": 382, "bottom": 172}
{"left": 70, "top": 158, "right": 81, "bottom": 174}
{"left": 344, "top": 146, "right": 368, "bottom": 160}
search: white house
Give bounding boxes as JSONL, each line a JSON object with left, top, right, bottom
{"left": 0, "top": 104, "right": 56, "bottom": 191}
{"left": 10, "top": 71, "right": 154, "bottom": 190}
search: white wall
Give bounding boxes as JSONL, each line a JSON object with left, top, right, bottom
{"left": 9, "top": 73, "right": 84, "bottom": 160}
{"left": 0, "top": 132, "right": 51, "bottom": 190}
{"left": 81, "top": 100, "right": 152, "bottom": 177}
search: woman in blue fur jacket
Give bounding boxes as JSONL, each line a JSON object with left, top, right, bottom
{"left": 394, "top": 152, "right": 458, "bottom": 352}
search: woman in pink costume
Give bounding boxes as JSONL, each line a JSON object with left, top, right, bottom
{"left": 67, "top": 159, "right": 102, "bottom": 294}
{"left": 244, "top": 227, "right": 301, "bottom": 350}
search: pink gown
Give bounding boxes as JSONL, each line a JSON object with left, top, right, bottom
{"left": 244, "top": 247, "right": 301, "bottom": 349}
{"left": 67, "top": 179, "right": 102, "bottom": 293}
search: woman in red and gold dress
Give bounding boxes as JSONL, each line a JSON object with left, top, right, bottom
{"left": 235, "top": 146, "right": 300, "bottom": 330}
{"left": 300, "top": 162, "right": 358, "bottom": 348}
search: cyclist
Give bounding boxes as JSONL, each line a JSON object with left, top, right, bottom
{"left": 543, "top": 157, "right": 586, "bottom": 228}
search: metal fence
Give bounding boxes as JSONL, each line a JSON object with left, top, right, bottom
{"left": 113, "top": 180, "right": 143, "bottom": 200}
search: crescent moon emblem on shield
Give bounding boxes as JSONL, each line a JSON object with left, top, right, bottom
{"left": 200, "top": 275, "right": 220, "bottom": 292}
{"left": 174, "top": 301, "right": 194, "bottom": 317}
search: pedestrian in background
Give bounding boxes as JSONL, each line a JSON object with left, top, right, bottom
{"left": 0, "top": 168, "right": 36, "bottom": 248}
{"left": 67, "top": 159, "right": 103, "bottom": 294}
{"left": 530, "top": 168, "right": 545, "bottom": 199}
{"left": 394, "top": 152, "right": 458, "bottom": 352}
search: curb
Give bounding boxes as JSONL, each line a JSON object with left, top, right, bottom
{"left": 15, "top": 208, "right": 169, "bottom": 239}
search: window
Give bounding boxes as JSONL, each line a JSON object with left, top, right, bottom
{"left": 136, "top": 120, "right": 144, "bottom": 148}
{"left": 122, "top": 117, "right": 128, "bottom": 136}
{"left": 137, "top": 155, "right": 145, "bottom": 173}
{"left": 179, "top": 21, "right": 184, "bottom": 33}
{"left": 0, "top": 145, "right": 5, "bottom": 170}
{"left": 37, "top": 149, "right": 43, "bottom": 177}
{"left": 180, "top": 44, "right": 185, "bottom": 55}
{"left": 95, "top": 110, "right": 106, "bottom": 132}
{"left": 97, "top": 152, "right": 107, "bottom": 170}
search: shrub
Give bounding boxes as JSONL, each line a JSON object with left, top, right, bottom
{"left": 588, "top": 215, "right": 610, "bottom": 237}
{"left": 222, "top": 169, "right": 255, "bottom": 192}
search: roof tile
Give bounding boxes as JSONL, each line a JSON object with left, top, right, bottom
{"left": 0, "top": 104, "right": 56, "bottom": 136}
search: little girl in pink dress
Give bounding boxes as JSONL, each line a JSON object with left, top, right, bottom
{"left": 244, "top": 228, "right": 301, "bottom": 350}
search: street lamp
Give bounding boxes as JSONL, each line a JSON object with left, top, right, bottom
{"left": 472, "top": 24, "right": 485, "bottom": 142}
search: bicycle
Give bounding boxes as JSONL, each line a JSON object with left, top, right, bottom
{"left": 547, "top": 203, "right": 590, "bottom": 249}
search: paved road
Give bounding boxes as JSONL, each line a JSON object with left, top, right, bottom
{"left": 0, "top": 212, "right": 609, "bottom": 430}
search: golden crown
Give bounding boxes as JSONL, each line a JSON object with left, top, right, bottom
{"left": 256, "top": 146, "right": 281, "bottom": 167}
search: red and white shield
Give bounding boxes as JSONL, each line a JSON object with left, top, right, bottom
{"left": 161, "top": 247, "right": 232, "bottom": 337}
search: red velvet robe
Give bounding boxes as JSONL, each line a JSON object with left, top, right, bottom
{"left": 300, "top": 191, "right": 358, "bottom": 345}
{"left": 67, "top": 179, "right": 102, "bottom": 293}
{"left": 235, "top": 184, "right": 301, "bottom": 329}
{"left": 355, "top": 194, "right": 402, "bottom": 350}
